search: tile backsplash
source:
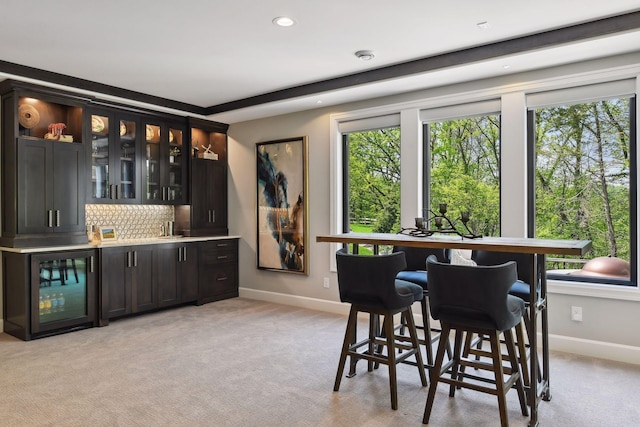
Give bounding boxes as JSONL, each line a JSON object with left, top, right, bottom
{"left": 85, "top": 204, "right": 174, "bottom": 240}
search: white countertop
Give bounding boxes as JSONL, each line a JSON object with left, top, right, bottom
{"left": 0, "top": 235, "right": 240, "bottom": 254}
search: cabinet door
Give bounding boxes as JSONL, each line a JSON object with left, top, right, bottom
{"left": 143, "top": 121, "right": 163, "bottom": 203}
{"left": 156, "top": 243, "right": 199, "bottom": 307}
{"left": 32, "top": 250, "right": 97, "bottom": 335}
{"left": 52, "top": 141, "right": 85, "bottom": 233}
{"left": 17, "top": 139, "right": 51, "bottom": 234}
{"left": 192, "top": 159, "right": 227, "bottom": 233}
{"left": 87, "top": 111, "right": 140, "bottom": 203}
{"left": 143, "top": 120, "right": 187, "bottom": 205}
{"left": 167, "top": 124, "right": 187, "bottom": 204}
{"left": 130, "top": 246, "right": 156, "bottom": 313}
{"left": 88, "top": 112, "right": 111, "bottom": 201}
{"left": 100, "top": 246, "right": 131, "bottom": 319}
{"left": 156, "top": 244, "right": 179, "bottom": 308}
{"left": 180, "top": 244, "right": 199, "bottom": 303}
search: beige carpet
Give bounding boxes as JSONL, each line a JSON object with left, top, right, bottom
{"left": 1, "top": 298, "right": 639, "bottom": 426}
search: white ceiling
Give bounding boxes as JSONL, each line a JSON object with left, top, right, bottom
{"left": 1, "top": 0, "right": 639, "bottom": 123}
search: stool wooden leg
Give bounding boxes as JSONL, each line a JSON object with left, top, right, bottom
{"left": 514, "top": 320, "right": 530, "bottom": 386}
{"left": 384, "top": 313, "right": 399, "bottom": 410}
{"left": 504, "top": 328, "right": 529, "bottom": 416}
{"left": 489, "top": 331, "right": 509, "bottom": 427}
{"left": 334, "top": 307, "right": 358, "bottom": 391}
{"left": 421, "top": 296, "right": 435, "bottom": 366}
{"left": 368, "top": 313, "right": 377, "bottom": 372}
{"left": 404, "top": 306, "right": 428, "bottom": 386}
{"left": 449, "top": 329, "right": 465, "bottom": 397}
{"left": 423, "top": 323, "right": 452, "bottom": 424}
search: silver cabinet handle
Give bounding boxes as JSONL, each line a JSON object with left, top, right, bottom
{"left": 211, "top": 210, "right": 215, "bottom": 223}
{"left": 183, "top": 247, "right": 187, "bottom": 262}
{"left": 89, "top": 255, "right": 94, "bottom": 273}
{"left": 133, "top": 250, "right": 137, "bottom": 267}
{"left": 55, "top": 210, "right": 60, "bottom": 227}
{"left": 217, "top": 275, "right": 228, "bottom": 281}
{"left": 217, "top": 243, "right": 228, "bottom": 247}
{"left": 127, "top": 251, "right": 132, "bottom": 268}
{"left": 217, "top": 255, "right": 228, "bottom": 260}
{"left": 47, "top": 210, "right": 53, "bottom": 228}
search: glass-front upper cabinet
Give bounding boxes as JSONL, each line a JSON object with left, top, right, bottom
{"left": 86, "top": 109, "right": 141, "bottom": 203}
{"left": 143, "top": 119, "right": 187, "bottom": 205}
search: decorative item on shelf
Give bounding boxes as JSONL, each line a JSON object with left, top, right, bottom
{"left": 44, "top": 122, "right": 73, "bottom": 142}
{"left": 119, "top": 121, "right": 127, "bottom": 136}
{"left": 18, "top": 104, "right": 40, "bottom": 128}
{"left": 169, "top": 146, "right": 181, "bottom": 163}
{"left": 200, "top": 143, "right": 218, "bottom": 160}
{"left": 146, "top": 125, "right": 155, "bottom": 141}
{"left": 92, "top": 116, "right": 105, "bottom": 133}
{"left": 398, "top": 203, "right": 482, "bottom": 239}
{"left": 98, "top": 226, "right": 117, "bottom": 241}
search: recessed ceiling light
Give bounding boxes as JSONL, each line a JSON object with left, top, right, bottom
{"left": 355, "top": 50, "right": 375, "bottom": 61}
{"left": 502, "top": 64, "right": 511, "bottom": 69}
{"left": 477, "top": 21, "right": 491, "bottom": 30}
{"left": 272, "top": 16, "right": 295, "bottom": 27}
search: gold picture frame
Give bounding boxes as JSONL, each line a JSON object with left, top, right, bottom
{"left": 256, "top": 136, "right": 309, "bottom": 274}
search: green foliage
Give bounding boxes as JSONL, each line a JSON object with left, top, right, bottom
{"left": 429, "top": 116, "right": 500, "bottom": 236}
{"left": 347, "top": 127, "right": 401, "bottom": 232}
{"left": 535, "top": 98, "right": 631, "bottom": 261}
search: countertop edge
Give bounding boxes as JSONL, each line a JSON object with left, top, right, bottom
{"left": 0, "top": 235, "right": 241, "bottom": 254}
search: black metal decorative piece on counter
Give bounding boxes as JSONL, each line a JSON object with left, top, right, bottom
{"left": 398, "top": 203, "right": 482, "bottom": 239}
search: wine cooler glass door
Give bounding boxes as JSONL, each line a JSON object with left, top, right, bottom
{"left": 31, "top": 250, "right": 96, "bottom": 334}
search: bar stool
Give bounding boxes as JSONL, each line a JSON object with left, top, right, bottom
{"left": 334, "top": 248, "right": 427, "bottom": 410}
{"left": 393, "top": 246, "right": 450, "bottom": 366}
{"left": 468, "top": 250, "right": 538, "bottom": 386}
{"left": 422, "top": 258, "right": 528, "bottom": 427}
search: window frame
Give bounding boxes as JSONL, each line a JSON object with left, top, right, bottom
{"left": 341, "top": 122, "right": 402, "bottom": 237}
{"left": 526, "top": 93, "right": 637, "bottom": 287}
{"left": 421, "top": 107, "right": 503, "bottom": 236}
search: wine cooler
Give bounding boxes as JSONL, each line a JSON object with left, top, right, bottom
{"left": 3, "top": 249, "right": 97, "bottom": 340}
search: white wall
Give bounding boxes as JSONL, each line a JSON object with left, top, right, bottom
{"left": 229, "top": 52, "right": 640, "bottom": 364}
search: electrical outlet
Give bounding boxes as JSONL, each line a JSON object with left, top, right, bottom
{"left": 571, "top": 306, "right": 583, "bottom": 322}
{"left": 323, "top": 277, "right": 330, "bottom": 289}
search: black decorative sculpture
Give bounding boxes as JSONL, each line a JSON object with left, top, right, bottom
{"left": 399, "top": 203, "right": 482, "bottom": 239}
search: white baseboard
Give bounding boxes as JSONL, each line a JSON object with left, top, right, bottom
{"left": 548, "top": 334, "right": 640, "bottom": 365}
{"left": 239, "top": 287, "right": 350, "bottom": 316}
{"left": 239, "top": 287, "right": 640, "bottom": 366}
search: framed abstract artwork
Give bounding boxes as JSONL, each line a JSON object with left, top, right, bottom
{"left": 256, "top": 136, "right": 309, "bottom": 274}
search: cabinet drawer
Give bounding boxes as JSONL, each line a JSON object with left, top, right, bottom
{"left": 199, "top": 262, "right": 238, "bottom": 303}
{"left": 200, "top": 240, "right": 237, "bottom": 264}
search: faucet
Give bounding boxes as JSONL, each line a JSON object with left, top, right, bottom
{"left": 160, "top": 224, "right": 165, "bottom": 236}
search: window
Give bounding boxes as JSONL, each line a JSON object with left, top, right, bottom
{"left": 528, "top": 83, "right": 636, "bottom": 285}
{"left": 422, "top": 101, "right": 501, "bottom": 236}
{"left": 340, "top": 115, "right": 400, "bottom": 254}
